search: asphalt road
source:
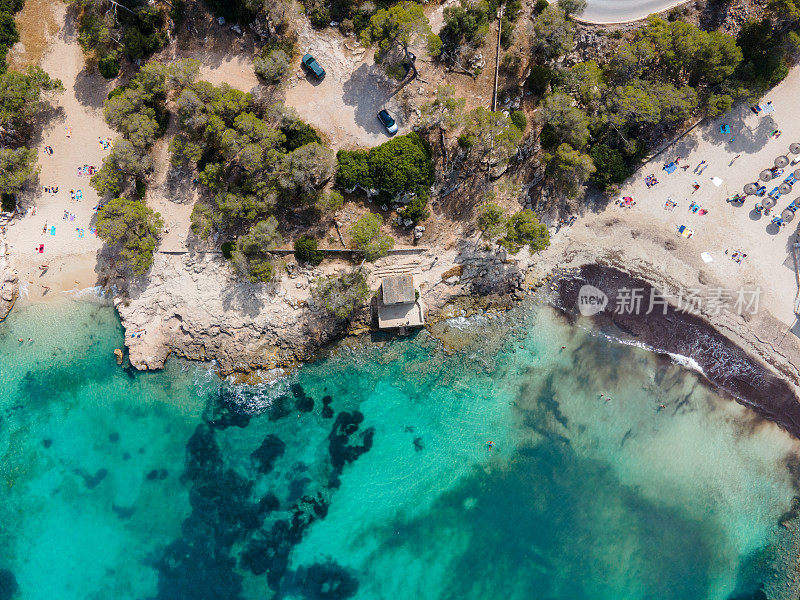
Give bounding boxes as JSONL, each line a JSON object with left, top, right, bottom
{"left": 579, "top": 0, "right": 691, "bottom": 23}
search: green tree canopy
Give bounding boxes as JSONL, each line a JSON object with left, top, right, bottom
{"left": 532, "top": 3, "right": 574, "bottom": 61}
{"left": 231, "top": 216, "right": 282, "bottom": 282}
{"left": 96, "top": 197, "right": 164, "bottom": 275}
{"left": 477, "top": 202, "right": 505, "bottom": 240}
{"left": 276, "top": 142, "right": 336, "bottom": 202}
{"left": 336, "top": 132, "right": 433, "bottom": 197}
{"left": 350, "top": 213, "right": 395, "bottom": 261}
{"left": 544, "top": 142, "right": 596, "bottom": 198}
{"left": 500, "top": 209, "right": 550, "bottom": 254}
{"left": 541, "top": 92, "right": 591, "bottom": 149}
{"left": 0, "top": 147, "right": 37, "bottom": 198}
{"left": 463, "top": 107, "right": 523, "bottom": 165}
{"left": 0, "top": 66, "right": 63, "bottom": 139}
{"left": 361, "top": 1, "right": 434, "bottom": 76}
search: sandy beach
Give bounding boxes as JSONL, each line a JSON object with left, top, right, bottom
{"left": 4, "top": 1, "right": 115, "bottom": 302}
{"left": 2, "top": 0, "right": 800, "bottom": 400}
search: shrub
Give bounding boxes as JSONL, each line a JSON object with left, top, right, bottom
{"left": 458, "top": 133, "right": 475, "bottom": 149}
{"left": 1, "top": 192, "right": 15, "bottom": 212}
{"left": 294, "top": 235, "right": 324, "bottom": 265}
{"left": 534, "top": 0, "right": 549, "bottom": 14}
{"left": 254, "top": 49, "right": 290, "bottom": 83}
{"left": 0, "top": 12, "right": 19, "bottom": 49}
{"left": 316, "top": 189, "right": 344, "bottom": 213}
{"left": 98, "top": 52, "right": 121, "bottom": 79}
{"left": 501, "top": 52, "right": 521, "bottom": 75}
{"left": 312, "top": 269, "right": 370, "bottom": 320}
{"left": 510, "top": 110, "right": 527, "bottom": 131}
{"left": 135, "top": 178, "right": 147, "bottom": 199}
{"left": 400, "top": 195, "right": 429, "bottom": 223}
{"left": 221, "top": 241, "right": 235, "bottom": 259}
{"left": 526, "top": 64, "right": 553, "bottom": 96}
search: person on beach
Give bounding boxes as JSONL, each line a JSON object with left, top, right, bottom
{"left": 731, "top": 154, "right": 741, "bottom": 164}
{"left": 692, "top": 182, "right": 700, "bottom": 193}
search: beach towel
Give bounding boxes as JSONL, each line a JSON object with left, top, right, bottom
{"left": 69, "top": 214, "right": 75, "bottom": 222}
{"left": 664, "top": 162, "right": 677, "bottom": 174}
{"left": 76, "top": 190, "right": 83, "bottom": 201}
{"left": 711, "top": 177, "right": 723, "bottom": 187}
{"left": 50, "top": 226, "right": 55, "bottom": 235}
{"left": 763, "top": 103, "right": 775, "bottom": 114}
{"left": 720, "top": 124, "right": 730, "bottom": 134}
{"left": 78, "top": 229, "right": 84, "bottom": 238}
{"left": 701, "top": 252, "right": 713, "bottom": 263}
{"left": 38, "top": 244, "right": 44, "bottom": 253}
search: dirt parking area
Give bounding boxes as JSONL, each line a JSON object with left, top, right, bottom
{"left": 284, "top": 23, "right": 406, "bottom": 149}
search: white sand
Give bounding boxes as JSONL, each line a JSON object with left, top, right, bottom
{"left": 569, "top": 66, "right": 800, "bottom": 328}
{"left": 5, "top": 2, "right": 116, "bottom": 300}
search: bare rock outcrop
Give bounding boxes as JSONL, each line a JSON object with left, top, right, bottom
{"left": 0, "top": 267, "right": 19, "bottom": 323}
{"left": 115, "top": 252, "right": 349, "bottom": 373}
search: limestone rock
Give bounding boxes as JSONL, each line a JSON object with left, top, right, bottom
{"left": 0, "top": 267, "right": 19, "bottom": 322}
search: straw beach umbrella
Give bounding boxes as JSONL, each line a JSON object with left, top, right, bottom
{"left": 782, "top": 208, "right": 796, "bottom": 223}
{"left": 763, "top": 196, "right": 777, "bottom": 209}
{"left": 790, "top": 143, "right": 800, "bottom": 154}
{"left": 794, "top": 168, "right": 800, "bottom": 179}
{"left": 775, "top": 155, "right": 790, "bottom": 168}
{"left": 780, "top": 183, "right": 793, "bottom": 194}
{"left": 760, "top": 169, "right": 774, "bottom": 181}
{"left": 744, "top": 182, "right": 759, "bottom": 194}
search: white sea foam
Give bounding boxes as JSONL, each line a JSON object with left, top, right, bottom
{"left": 576, "top": 322, "right": 706, "bottom": 377}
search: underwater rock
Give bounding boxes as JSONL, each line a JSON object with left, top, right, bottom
{"left": 287, "top": 561, "right": 359, "bottom": 599}
{"left": 328, "top": 412, "right": 376, "bottom": 472}
{"left": 112, "top": 504, "right": 136, "bottom": 520}
{"left": 0, "top": 568, "right": 19, "bottom": 600}
{"left": 251, "top": 435, "right": 286, "bottom": 474}
{"left": 73, "top": 468, "right": 108, "bottom": 489}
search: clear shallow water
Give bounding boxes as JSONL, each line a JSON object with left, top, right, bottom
{"left": 1, "top": 299, "right": 800, "bottom": 600}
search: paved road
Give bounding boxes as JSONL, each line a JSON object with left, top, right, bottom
{"left": 579, "top": 0, "right": 690, "bottom": 23}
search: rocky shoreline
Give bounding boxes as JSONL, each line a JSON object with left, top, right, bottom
{"left": 0, "top": 267, "right": 18, "bottom": 323}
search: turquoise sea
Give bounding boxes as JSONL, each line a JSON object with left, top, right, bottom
{"left": 2, "top": 297, "right": 800, "bottom": 600}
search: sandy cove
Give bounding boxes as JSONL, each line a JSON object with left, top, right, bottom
{"left": 3, "top": 3, "right": 800, "bottom": 407}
